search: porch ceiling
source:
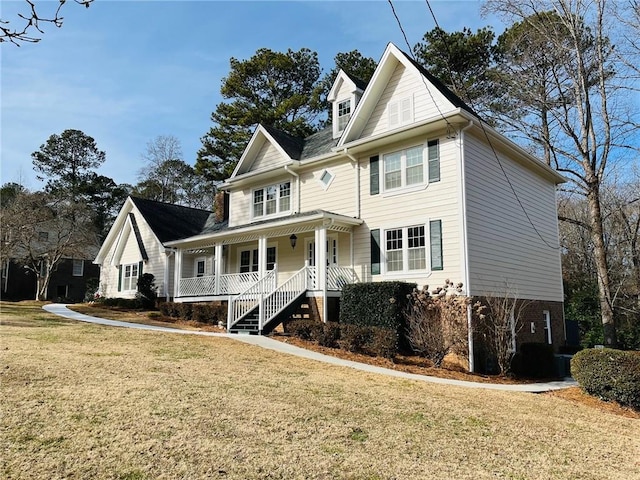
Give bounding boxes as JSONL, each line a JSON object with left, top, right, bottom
{"left": 166, "top": 210, "right": 362, "bottom": 249}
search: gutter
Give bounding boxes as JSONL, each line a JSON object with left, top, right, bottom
{"left": 284, "top": 164, "right": 301, "bottom": 214}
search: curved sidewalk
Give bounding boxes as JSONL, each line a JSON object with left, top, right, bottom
{"left": 43, "top": 303, "right": 577, "bottom": 393}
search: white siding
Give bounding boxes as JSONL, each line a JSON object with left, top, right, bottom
{"left": 228, "top": 188, "right": 251, "bottom": 227}
{"left": 360, "top": 61, "right": 457, "bottom": 139}
{"left": 464, "top": 132, "right": 563, "bottom": 301}
{"left": 299, "top": 158, "right": 357, "bottom": 216}
{"left": 352, "top": 133, "right": 464, "bottom": 290}
{"left": 248, "top": 140, "right": 287, "bottom": 171}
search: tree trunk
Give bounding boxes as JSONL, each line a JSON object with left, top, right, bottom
{"left": 587, "top": 186, "right": 617, "bottom": 347}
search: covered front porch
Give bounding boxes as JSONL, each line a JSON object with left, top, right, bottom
{"left": 167, "top": 211, "right": 363, "bottom": 328}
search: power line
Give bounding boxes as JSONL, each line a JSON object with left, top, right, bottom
{"left": 387, "top": 0, "right": 559, "bottom": 250}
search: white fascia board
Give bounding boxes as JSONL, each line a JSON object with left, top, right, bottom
{"left": 225, "top": 160, "right": 297, "bottom": 187}
{"left": 230, "top": 125, "right": 295, "bottom": 179}
{"left": 94, "top": 197, "right": 135, "bottom": 264}
{"left": 327, "top": 70, "right": 361, "bottom": 102}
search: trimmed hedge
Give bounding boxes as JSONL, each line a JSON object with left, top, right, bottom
{"left": 158, "top": 301, "right": 226, "bottom": 325}
{"left": 511, "top": 343, "right": 556, "bottom": 379}
{"left": 340, "top": 281, "right": 415, "bottom": 348}
{"left": 287, "top": 319, "right": 397, "bottom": 358}
{"left": 99, "top": 297, "right": 144, "bottom": 310}
{"left": 571, "top": 348, "right": 640, "bottom": 410}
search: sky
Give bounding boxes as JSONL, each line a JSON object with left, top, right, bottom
{"left": 1, "top": 0, "right": 505, "bottom": 190}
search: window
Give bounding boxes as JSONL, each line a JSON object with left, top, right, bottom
{"left": 253, "top": 182, "right": 291, "bottom": 218}
{"left": 318, "top": 169, "right": 335, "bottom": 190}
{"left": 122, "top": 263, "right": 139, "bottom": 291}
{"left": 306, "top": 237, "right": 338, "bottom": 267}
{"left": 72, "top": 259, "right": 84, "bottom": 277}
{"left": 388, "top": 96, "right": 413, "bottom": 127}
{"left": 239, "top": 247, "right": 276, "bottom": 273}
{"left": 378, "top": 221, "right": 441, "bottom": 273}
{"left": 383, "top": 146, "right": 423, "bottom": 191}
{"left": 543, "top": 310, "right": 552, "bottom": 345}
{"left": 195, "top": 258, "right": 206, "bottom": 277}
{"left": 337, "top": 99, "right": 351, "bottom": 132}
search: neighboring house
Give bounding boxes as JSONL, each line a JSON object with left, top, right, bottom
{"left": 94, "top": 196, "right": 215, "bottom": 300}
{"left": 97, "top": 43, "right": 566, "bottom": 363}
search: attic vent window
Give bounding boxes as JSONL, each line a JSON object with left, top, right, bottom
{"left": 318, "top": 169, "right": 335, "bottom": 190}
{"left": 388, "top": 96, "right": 413, "bottom": 128}
{"left": 337, "top": 99, "right": 351, "bottom": 132}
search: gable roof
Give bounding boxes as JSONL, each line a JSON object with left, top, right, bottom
{"left": 261, "top": 125, "right": 305, "bottom": 160}
{"left": 129, "top": 197, "right": 214, "bottom": 244}
{"left": 343, "top": 71, "right": 369, "bottom": 91}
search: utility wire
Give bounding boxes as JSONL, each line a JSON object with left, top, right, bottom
{"left": 387, "top": 0, "right": 559, "bottom": 250}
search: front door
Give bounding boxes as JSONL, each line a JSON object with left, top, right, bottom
{"left": 306, "top": 236, "right": 338, "bottom": 267}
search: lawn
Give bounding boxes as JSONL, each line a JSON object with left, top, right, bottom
{"left": 1, "top": 302, "right": 639, "bottom": 480}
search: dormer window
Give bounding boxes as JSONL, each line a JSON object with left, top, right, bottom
{"left": 252, "top": 181, "right": 291, "bottom": 219}
{"left": 337, "top": 99, "right": 351, "bottom": 132}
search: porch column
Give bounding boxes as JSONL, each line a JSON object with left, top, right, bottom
{"left": 174, "top": 249, "right": 183, "bottom": 298}
{"left": 315, "top": 226, "right": 328, "bottom": 323}
{"left": 214, "top": 244, "right": 223, "bottom": 295}
{"left": 257, "top": 235, "right": 267, "bottom": 278}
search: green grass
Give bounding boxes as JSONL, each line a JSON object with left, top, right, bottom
{"left": 1, "top": 301, "right": 639, "bottom": 479}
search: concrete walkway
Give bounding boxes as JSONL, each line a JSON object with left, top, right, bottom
{"left": 43, "top": 303, "right": 577, "bottom": 393}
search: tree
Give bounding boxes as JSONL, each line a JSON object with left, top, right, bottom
{"left": 1, "top": 0, "right": 93, "bottom": 46}
{"left": 413, "top": 27, "right": 499, "bottom": 119}
{"left": 81, "top": 173, "right": 130, "bottom": 240}
{"left": 32, "top": 129, "right": 106, "bottom": 204}
{"left": 196, "top": 48, "right": 321, "bottom": 181}
{"left": 314, "top": 50, "right": 378, "bottom": 126}
{"left": 1, "top": 189, "right": 97, "bottom": 300}
{"left": 482, "top": 0, "right": 640, "bottom": 347}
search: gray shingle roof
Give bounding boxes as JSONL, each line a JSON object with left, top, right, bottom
{"left": 129, "top": 197, "right": 216, "bottom": 244}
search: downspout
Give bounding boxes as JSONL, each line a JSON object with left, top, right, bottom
{"left": 343, "top": 149, "right": 360, "bottom": 218}
{"left": 284, "top": 165, "right": 300, "bottom": 213}
{"left": 459, "top": 120, "right": 475, "bottom": 372}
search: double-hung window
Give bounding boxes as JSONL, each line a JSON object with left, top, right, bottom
{"left": 385, "top": 226, "right": 425, "bottom": 272}
{"left": 72, "top": 259, "right": 84, "bottom": 277}
{"left": 383, "top": 146, "right": 423, "bottom": 191}
{"left": 381, "top": 140, "right": 439, "bottom": 193}
{"left": 253, "top": 182, "right": 291, "bottom": 218}
{"left": 337, "top": 99, "right": 351, "bottom": 132}
{"left": 239, "top": 247, "right": 276, "bottom": 273}
{"left": 122, "top": 263, "right": 138, "bottom": 291}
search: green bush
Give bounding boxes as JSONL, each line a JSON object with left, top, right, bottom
{"left": 176, "top": 303, "right": 193, "bottom": 321}
{"left": 571, "top": 348, "right": 640, "bottom": 410}
{"left": 288, "top": 319, "right": 318, "bottom": 340}
{"left": 340, "top": 281, "right": 415, "bottom": 348}
{"left": 317, "top": 321, "right": 341, "bottom": 348}
{"left": 101, "top": 297, "right": 143, "bottom": 309}
{"left": 338, "top": 324, "right": 370, "bottom": 353}
{"left": 511, "top": 343, "right": 556, "bottom": 379}
{"left": 135, "top": 273, "right": 157, "bottom": 310}
{"left": 367, "top": 327, "right": 397, "bottom": 359}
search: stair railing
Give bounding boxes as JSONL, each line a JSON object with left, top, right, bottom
{"left": 227, "top": 265, "right": 277, "bottom": 331}
{"left": 261, "top": 265, "right": 309, "bottom": 330}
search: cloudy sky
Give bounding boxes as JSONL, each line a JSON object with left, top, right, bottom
{"left": 1, "top": 0, "right": 504, "bottom": 189}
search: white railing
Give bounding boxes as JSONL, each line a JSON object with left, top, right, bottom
{"left": 327, "top": 266, "right": 357, "bottom": 290}
{"left": 262, "top": 266, "right": 309, "bottom": 327}
{"left": 306, "top": 266, "right": 317, "bottom": 290}
{"left": 178, "top": 272, "right": 260, "bottom": 297}
{"left": 227, "top": 267, "right": 277, "bottom": 330}
{"left": 178, "top": 275, "right": 216, "bottom": 297}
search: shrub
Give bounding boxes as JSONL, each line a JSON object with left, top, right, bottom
{"left": 405, "top": 281, "right": 475, "bottom": 367}
{"left": 84, "top": 278, "right": 100, "bottom": 302}
{"left": 571, "top": 348, "right": 640, "bottom": 410}
{"left": 511, "top": 343, "right": 556, "bottom": 379}
{"left": 338, "top": 324, "right": 370, "bottom": 353}
{"left": 135, "top": 273, "right": 157, "bottom": 310}
{"left": 101, "top": 297, "right": 143, "bottom": 309}
{"left": 190, "top": 302, "right": 227, "bottom": 325}
{"left": 367, "top": 327, "right": 397, "bottom": 359}
{"left": 317, "top": 322, "right": 341, "bottom": 348}
{"left": 340, "top": 281, "right": 415, "bottom": 348}
{"left": 157, "top": 302, "right": 172, "bottom": 317}
{"left": 176, "top": 302, "right": 193, "bottom": 321}
{"left": 288, "top": 319, "right": 319, "bottom": 340}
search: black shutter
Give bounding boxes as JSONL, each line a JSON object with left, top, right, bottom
{"left": 117, "top": 265, "right": 122, "bottom": 292}
{"left": 370, "top": 155, "right": 379, "bottom": 195}
{"left": 137, "top": 261, "right": 143, "bottom": 290}
{"left": 370, "top": 229, "right": 381, "bottom": 275}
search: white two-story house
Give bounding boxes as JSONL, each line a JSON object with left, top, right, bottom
{"left": 96, "top": 43, "right": 565, "bottom": 357}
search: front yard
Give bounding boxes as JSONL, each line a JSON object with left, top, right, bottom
{"left": 1, "top": 301, "right": 639, "bottom": 479}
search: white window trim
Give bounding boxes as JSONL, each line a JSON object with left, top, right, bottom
{"left": 543, "top": 310, "right": 552, "bottom": 345}
{"left": 237, "top": 244, "right": 278, "bottom": 272}
{"left": 72, "top": 259, "right": 84, "bottom": 277}
{"left": 333, "top": 94, "right": 356, "bottom": 139}
{"left": 305, "top": 235, "right": 338, "bottom": 267}
{"left": 377, "top": 139, "right": 439, "bottom": 196}
{"left": 377, "top": 220, "right": 442, "bottom": 276}
{"left": 194, "top": 257, "right": 207, "bottom": 277}
{"left": 251, "top": 182, "right": 292, "bottom": 221}
{"left": 122, "top": 263, "right": 139, "bottom": 291}
{"left": 317, "top": 169, "right": 335, "bottom": 191}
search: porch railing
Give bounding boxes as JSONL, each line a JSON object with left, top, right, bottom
{"left": 227, "top": 267, "right": 277, "bottom": 330}
{"left": 327, "top": 266, "right": 357, "bottom": 291}
{"left": 178, "top": 272, "right": 260, "bottom": 297}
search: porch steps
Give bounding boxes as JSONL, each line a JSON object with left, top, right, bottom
{"left": 228, "top": 293, "right": 308, "bottom": 335}
{"left": 228, "top": 310, "right": 260, "bottom": 335}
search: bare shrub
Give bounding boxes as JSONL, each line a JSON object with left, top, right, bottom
{"left": 405, "top": 280, "right": 483, "bottom": 368}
